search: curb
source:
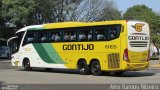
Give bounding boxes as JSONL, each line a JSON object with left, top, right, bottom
{"left": 148, "top": 68, "right": 160, "bottom": 70}
{"left": 149, "top": 64, "right": 160, "bottom": 69}
{"left": 149, "top": 64, "right": 160, "bottom": 67}
{"left": 0, "top": 60, "right": 11, "bottom": 63}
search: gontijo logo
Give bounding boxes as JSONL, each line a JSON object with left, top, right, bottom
{"left": 132, "top": 23, "right": 145, "bottom": 32}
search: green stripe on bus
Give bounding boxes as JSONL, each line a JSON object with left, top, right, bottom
{"left": 33, "top": 43, "right": 55, "bottom": 63}
{"left": 41, "top": 43, "right": 65, "bottom": 64}
{"left": 28, "top": 27, "right": 44, "bottom": 31}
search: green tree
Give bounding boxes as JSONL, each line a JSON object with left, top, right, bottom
{"left": 1, "top": 0, "right": 82, "bottom": 27}
{"left": 123, "top": 5, "right": 160, "bottom": 34}
{"left": 32, "top": 0, "right": 82, "bottom": 23}
{"left": 0, "top": 0, "right": 5, "bottom": 38}
{"left": 2, "top": 0, "right": 36, "bottom": 28}
{"left": 1, "top": 0, "right": 121, "bottom": 39}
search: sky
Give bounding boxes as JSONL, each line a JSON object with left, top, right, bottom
{"left": 114, "top": 0, "right": 160, "bottom": 13}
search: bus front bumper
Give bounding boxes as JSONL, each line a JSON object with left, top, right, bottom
{"left": 11, "top": 59, "right": 22, "bottom": 67}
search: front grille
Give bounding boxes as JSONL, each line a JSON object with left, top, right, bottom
{"left": 129, "top": 41, "right": 148, "bottom": 47}
{"left": 108, "top": 53, "right": 120, "bottom": 69}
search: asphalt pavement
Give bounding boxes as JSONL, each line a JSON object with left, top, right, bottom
{"left": 0, "top": 59, "right": 160, "bottom": 90}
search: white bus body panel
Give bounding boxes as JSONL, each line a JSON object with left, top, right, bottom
{"left": 127, "top": 21, "right": 150, "bottom": 52}
{"left": 12, "top": 44, "right": 67, "bottom": 69}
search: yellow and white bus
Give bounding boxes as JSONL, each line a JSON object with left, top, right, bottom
{"left": 8, "top": 20, "right": 150, "bottom": 75}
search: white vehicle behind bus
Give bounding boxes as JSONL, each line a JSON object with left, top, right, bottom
{"left": 0, "top": 46, "right": 10, "bottom": 58}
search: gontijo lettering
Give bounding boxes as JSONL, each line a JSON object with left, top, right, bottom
{"left": 128, "top": 36, "right": 149, "bottom": 40}
{"left": 63, "top": 44, "right": 94, "bottom": 50}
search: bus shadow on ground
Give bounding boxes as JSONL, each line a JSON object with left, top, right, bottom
{"left": 111, "top": 71, "right": 156, "bottom": 77}
{"left": 18, "top": 68, "right": 80, "bottom": 75}
{"left": 17, "top": 68, "right": 156, "bottom": 77}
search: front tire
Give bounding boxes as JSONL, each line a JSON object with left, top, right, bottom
{"left": 91, "top": 61, "right": 102, "bottom": 76}
{"left": 77, "top": 60, "right": 90, "bottom": 75}
{"left": 23, "top": 59, "right": 32, "bottom": 71}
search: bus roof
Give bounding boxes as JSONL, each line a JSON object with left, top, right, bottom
{"left": 16, "top": 25, "right": 43, "bottom": 33}
{"left": 16, "top": 20, "right": 130, "bottom": 33}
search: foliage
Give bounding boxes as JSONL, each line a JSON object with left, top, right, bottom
{"left": 152, "top": 35, "right": 160, "bottom": 48}
{"left": 1, "top": 0, "right": 121, "bottom": 27}
{"left": 123, "top": 5, "right": 160, "bottom": 34}
{"left": 1, "top": 0, "right": 36, "bottom": 28}
{"left": 0, "top": 0, "right": 5, "bottom": 37}
{"left": 0, "top": 0, "right": 120, "bottom": 39}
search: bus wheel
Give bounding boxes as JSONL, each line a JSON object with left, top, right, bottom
{"left": 77, "top": 60, "right": 90, "bottom": 75}
{"left": 91, "top": 61, "right": 102, "bottom": 76}
{"left": 23, "top": 59, "right": 32, "bottom": 71}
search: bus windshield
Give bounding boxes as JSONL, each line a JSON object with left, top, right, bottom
{"left": 8, "top": 32, "right": 24, "bottom": 54}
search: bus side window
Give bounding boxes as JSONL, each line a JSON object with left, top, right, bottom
{"left": 108, "top": 25, "right": 121, "bottom": 40}
{"left": 55, "top": 33, "right": 61, "bottom": 42}
{"left": 88, "top": 30, "right": 93, "bottom": 41}
{"left": 95, "top": 27, "right": 106, "bottom": 41}
{"left": 79, "top": 32, "right": 87, "bottom": 41}
{"left": 38, "top": 32, "right": 48, "bottom": 43}
{"left": 41, "top": 35, "right": 47, "bottom": 42}
{"left": 64, "top": 32, "right": 71, "bottom": 41}
{"left": 78, "top": 29, "right": 92, "bottom": 41}
{"left": 63, "top": 30, "right": 77, "bottom": 42}
{"left": 28, "top": 37, "right": 34, "bottom": 43}
{"left": 23, "top": 31, "right": 36, "bottom": 46}
{"left": 50, "top": 31, "right": 61, "bottom": 42}
{"left": 27, "top": 32, "right": 36, "bottom": 43}
{"left": 110, "top": 30, "right": 117, "bottom": 39}
{"left": 70, "top": 32, "right": 76, "bottom": 41}
{"left": 51, "top": 33, "right": 56, "bottom": 42}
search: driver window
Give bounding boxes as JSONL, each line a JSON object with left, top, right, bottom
{"left": 23, "top": 31, "right": 36, "bottom": 45}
